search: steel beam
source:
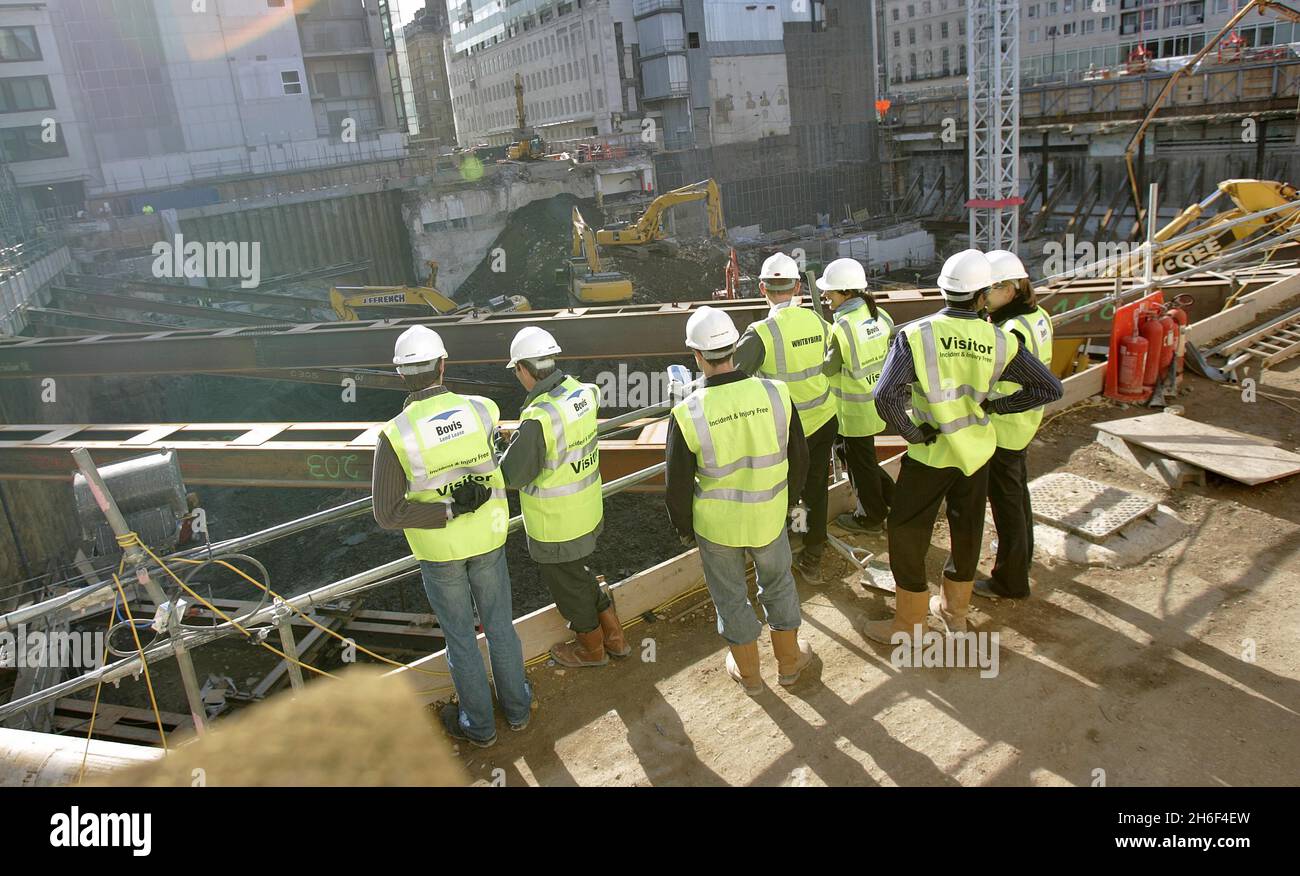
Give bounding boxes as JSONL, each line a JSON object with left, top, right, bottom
{"left": 0, "top": 282, "right": 1249, "bottom": 379}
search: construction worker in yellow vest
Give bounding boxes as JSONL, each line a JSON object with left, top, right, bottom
{"left": 816, "top": 257, "right": 895, "bottom": 535}
{"left": 733, "top": 251, "right": 838, "bottom": 584}
{"left": 499, "top": 326, "right": 631, "bottom": 668}
{"left": 975, "top": 250, "right": 1056, "bottom": 601}
{"left": 666, "top": 306, "right": 814, "bottom": 695}
{"left": 865, "top": 250, "right": 1063, "bottom": 645}
{"left": 371, "top": 325, "right": 533, "bottom": 749}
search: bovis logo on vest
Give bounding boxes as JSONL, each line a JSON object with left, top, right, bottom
{"left": 564, "top": 387, "right": 591, "bottom": 421}
{"left": 420, "top": 408, "right": 481, "bottom": 446}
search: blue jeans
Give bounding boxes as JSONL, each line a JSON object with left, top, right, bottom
{"left": 696, "top": 532, "right": 803, "bottom": 645}
{"left": 419, "top": 547, "right": 532, "bottom": 742}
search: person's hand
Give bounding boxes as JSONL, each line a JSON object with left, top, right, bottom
{"left": 449, "top": 480, "right": 491, "bottom": 516}
{"left": 913, "top": 423, "right": 940, "bottom": 445}
{"left": 493, "top": 429, "right": 511, "bottom": 455}
{"left": 678, "top": 531, "right": 697, "bottom": 549}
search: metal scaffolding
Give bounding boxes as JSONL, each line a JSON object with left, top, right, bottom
{"left": 966, "top": 0, "right": 1021, "bottom": 251}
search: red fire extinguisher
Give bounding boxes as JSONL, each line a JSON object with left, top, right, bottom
{"left": 1166, "top": 294, "right": 1192, "bottom": 389}
{"left": 1139, "top": 307, "right": 1165, "bottom": 393}
{"left": 1118, "top": 321, "right": 1150, "bottom": 400}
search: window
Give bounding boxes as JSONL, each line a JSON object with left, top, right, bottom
{"left": 908, "top": 53, "right": 917, "bottom": 78}
{"left": 688, "top": 31, "right": 700, "bottom": 48}
{"left": 892, "top": 8, "right": 900, "bottom": 21}
{"left": 959, "top": 18, "right": 966, "bottom": 35}
{"left": 0, "top": 123, "right": 67, "bottom": 162}
{"left": 1083, "top": 18, "right": 1095, "bottom": 33}
{"left": 1213, "top": 0, "right": 1229, "bottom": 11}
{"left": 923, "top": 1, "right": 932, "bottom": 13}
{"left": 1048, "top": 1, "right": 1058, "bottom": 13}
{"left": 894, "top": 31, "right": 901, "bottom": 47}
{"left": 1028, "top": 2, "right": 1039, "bottom": 16}
{"left": 314, "top": 71, "right": 340, "bottom": 98}
{"left": 924, "top": 24, "right": 932, "bottom": 40}
{"left": 941, "top": 22, "right": 948, "bottom": 38}
{"left": 907, "top": 4, "right": 915, "bottom": 18}
{"left": 1143, "top": 8, "right": 1157, "bottom": 27}
{"left": 1186, "top": 1, "right": 1204, "bottom": 25}
{"left": 0, "top": 76, "right": 54, "bottom": 113}
{"left": 908, "top": 28, "right": 916, "bottom": 44}
{"left": 1103, "top": 15, "right": 1115, "bottom": 29}
{"left": 281, "top": 70, "right": 302, "bottom": 95}
{"left": 1064, "top": 0, "right": 1074, "bottom": 11}
{"left": 941, "top": 47, "right": 950, "bottom": 72}
{"left": 0, "top": 26, "right": 40, "bottom": 62}
{"left": 1062, "top": 21, "right": 1075, "bottom": 35}
{"left": 1029, "top": 28, "right": 1040, "bottom": 42}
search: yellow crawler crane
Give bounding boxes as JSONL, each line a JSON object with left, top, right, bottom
{"left": 1105, "top": 179, "right": 1300, "bottom": 277}
{"left": 596, "top": 179, "right": 726, "bottom": 248}
{"left": 330, "top": 261, "right": 530, "bottom": 321}
{"left": 564, "top": 207, "right": 633, "bottom": 304}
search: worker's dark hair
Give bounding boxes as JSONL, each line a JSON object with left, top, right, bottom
{"left": 1011, "top": 277, "right": 1037, "bottom": 308}
{"left": 401, "top": 360, "right": 445, "bottom": 392}
{"left": 850, "top": 289, "right": 880, "bottom": 321}
{"left": 519, "top": 358, "right": 558, "bottom": 381}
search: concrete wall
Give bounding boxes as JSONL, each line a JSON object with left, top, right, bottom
{"left": 0, "top": 247, "right": 72, "bottom": 337}
{"left": 706, "top": 55, "right": 790, "bottom": 146}
{"left": 179, "top": 187, "right": 412, "bottom": 286}
{"left": 403, "top": 162, "right": 603, "bottom": 294}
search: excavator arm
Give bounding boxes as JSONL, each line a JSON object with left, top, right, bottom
{"left": 597, "top": 179, "right": 727, "bottom": 246}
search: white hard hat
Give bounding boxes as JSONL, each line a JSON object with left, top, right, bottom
{"left": 815, "top": 257, "right": 868, "bottom": 292}
{"left": 507, "top": 325, "right": 562, "bottom": 368}
{"left": 759, "top": 252, "right": 800, "bottom": 287}
{"left": 393, "top": 325, "right": 447, "bottom": 372}
{"left": 987, "top": 249, "right": 1029, "bottom": 284}
{"left": 685, "top": 306, "right": 740, "bottom": 355}
{"left": 936, "top": 249, "right": 994, "bottom": 300}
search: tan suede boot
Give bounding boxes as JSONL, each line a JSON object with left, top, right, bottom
{"left": 550, "top": 628, "right": 608, "bottom": 667}
{"left": 597, "top": 606, "right": 632, "bottom": 658}
{"left": 770, "top": 628, "right": 814, "bottom": 686}
{"left": 725, "top": 640, "right": 763, "bottom": 695}
{"left": 861, "top": 587, "right": 931, "bottom": 646}
{"left": 930, "top": 578, "right": 975, "bottom": 634}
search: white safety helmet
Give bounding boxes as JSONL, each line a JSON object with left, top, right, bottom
{"left": 987, "top": 249, "right": 1029, "bottom": 284}
{"left": 815, "top": 257, "right": 868, "bottom": 292}
{"left": 759, "top": 252, "right": 801, "bottom": 289}
{"left": 507, "top": 325, "right": 562, "bottom": 369}
{"left": 685, "top": 306, "right": 740, "bottom": 358}
{"left": 936, "top": 249, "right": 994, "bottom": 300}
{"left": 393, "top": 325, "right": 447, "bottom": 374}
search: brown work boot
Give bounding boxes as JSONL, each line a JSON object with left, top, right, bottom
{"left": 725, "top": 641, "right": 763, "bottom": 696}
{"left": 597, "top": 606, "right": 632, "bottom": 658}
{"left": 770, "top": 628, "right": 814, "bottom": 686}
{"left": 861, "top": 587, "right": 931, "bottom": 646}
{"left": 550, "top": 628, "right": 608, "bottom": 668}
{"left": 930, "top": 578, "right": 975, "bottom": 634}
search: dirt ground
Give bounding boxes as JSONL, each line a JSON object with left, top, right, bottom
{"left": 444, "top": 360, "right": 1300, "bottom": 787}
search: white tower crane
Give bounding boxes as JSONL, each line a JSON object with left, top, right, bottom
{"left": 966, "top": 0, "right": 1022, "bottom": 251}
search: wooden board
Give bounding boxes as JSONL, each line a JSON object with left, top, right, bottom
{"left": 1094, "top": 412, "right": 1300, "bottom": 485}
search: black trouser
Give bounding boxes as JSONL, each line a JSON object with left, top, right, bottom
{"left": 539, "top": 557, "right": 610, "bottom": 634}
{"left": 886, "top": 455, "right": 991, "bottom": 593}
{"left": 835, "top": 433, "right": 894, "bottom": 527}
{"left": 799, "top": 416, "right": 839, "bottom": 561}
{"left": 986, "top": 445, "right": 1033, "bottom": 597}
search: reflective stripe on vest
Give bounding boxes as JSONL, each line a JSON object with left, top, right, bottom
{"left": 670, "top": 377, "right": 792, "bottom": 548}
{"left": 382, "top": 392, "right": 508, "bottom": 562}
{"left": 904, "top": 315, "right": 1019, "bottom": 476}
{"left": 753, "top": 305, "right": 836, "bottom": 433}
{"left": 990, "top": 305, "right": 1055, "bottom": 451}
{"left": 518, "top": 375, "right": 603, "bottom": 542}
{"left": 830, "top": 301, "right": 893, "bottom": 436}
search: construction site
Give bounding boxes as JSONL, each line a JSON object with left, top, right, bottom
{"left": 0, "top": 0, "right": 1297, "bottom": 806}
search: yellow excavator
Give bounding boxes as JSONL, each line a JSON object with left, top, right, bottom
{"left": 596, "top": 179, "right": 726, "bottom": 247}
{"left": 330, "top": 261, "right": 530, "bottom": 321}
{"left": 1106, "top": 179, "right": 1300, "bottom": 277}
{"left": 506, "top": 73, "right": 546, "bottom": 161}
{"left": 561, "top": 207, "right": 633, "bottom": 304}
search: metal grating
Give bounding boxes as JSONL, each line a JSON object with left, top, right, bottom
{"left": 1030, "top": 473, "right": 1158, "bottom": 543}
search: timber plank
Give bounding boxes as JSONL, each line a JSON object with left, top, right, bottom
{"left": 1094, "top": 412, "right": 1300, "bottom": 485}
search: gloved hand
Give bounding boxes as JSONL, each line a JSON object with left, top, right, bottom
{"left": 449, "top": 480, "right": 491, "bottom": 516}
{"left": 493, "top": 429, "right": 511, "bottom": 455}
{"left": 913, "top": 423, "right": 940, "bottom": 445}
{"left": 678, "top": 531, "right": 697, "bottom": 549}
